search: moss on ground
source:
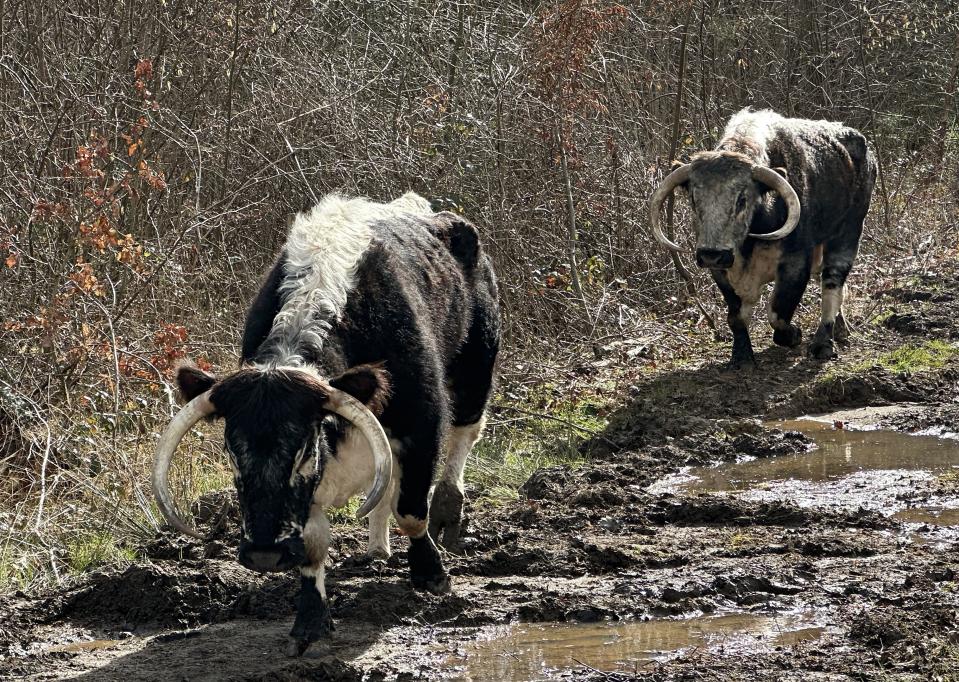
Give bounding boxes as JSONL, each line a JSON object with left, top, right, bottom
{"left": 875, "top": 340, "right": 958, "bottom": 373}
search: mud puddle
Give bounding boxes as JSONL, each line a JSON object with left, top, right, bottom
{"left": 441, "top": 611, "right": 826, "bottom": 681}
{"left": 651, "top": 416, "right": 959, "bottom": 524}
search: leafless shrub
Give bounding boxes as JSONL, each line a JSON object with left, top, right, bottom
{"left": 0, "top": 0, "right": 956, "bottom": 588}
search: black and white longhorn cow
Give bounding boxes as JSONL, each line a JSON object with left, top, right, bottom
{"left": 153, "top": 192, "right": 499, "bottom": 655}
{"left": 650, "top": 108, "right": 876, "bottom": 367}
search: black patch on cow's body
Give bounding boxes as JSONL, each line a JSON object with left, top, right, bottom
{"left": 241, "top": 252, "right": 289, "bottom": 364}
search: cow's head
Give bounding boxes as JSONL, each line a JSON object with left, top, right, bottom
{"left": 153, "top": 362, "right": 391, "bottom": 573}
{"left": 648, "top": 151, "right": 801, "bottom": 269}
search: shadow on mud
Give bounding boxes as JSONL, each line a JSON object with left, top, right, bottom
{"left": 39, "top": 564, "right": 464, "bottom": 681}
{"left": 592, "top": 344, "right": 953, "bottom": 455}
{"left": 62, "top": 618, "right": 367, "bottom": 681}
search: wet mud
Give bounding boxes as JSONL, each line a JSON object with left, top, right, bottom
{"left": 3, "top": 265, "right": 959, "bottom": 680}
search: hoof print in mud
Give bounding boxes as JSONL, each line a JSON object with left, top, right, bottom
{"left": 429, "top": 480, "right": 466, "bottom": 551}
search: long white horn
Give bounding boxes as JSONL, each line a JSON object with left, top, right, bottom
{"left": 749, "top": 166, "right": 801, "bottom": 240}
{"left": 322, "top": 389, "right": 393, "bottom": 520}
{"left": 649, "top": 163, "right": 692, "bottom": 252}
{"left": 152, "top": 392, "right": 216, "bottom": 538}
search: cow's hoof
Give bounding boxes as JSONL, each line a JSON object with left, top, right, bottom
{"left": 412, "top": 571, "right": 452, "bottom": 595}
{"left": 286, "top": 637, "right": 311, "bottom": 658}
{"left": 367, "top": 547, "right": 391, "bottom": 562}
{"left": 808, "top": 339, "right": 835, "bottom": 360}
{"left": 288, "top": 602, "right": 333, "bottom": 656}
{"left": 726, "top": 356, "right": 756, "bottom": 371}
{"left": 408, "top": 534, "right": 450, "bottom": 594}
{"left": 429, "top": 481, "right": 465, "bottom": 551}
{"left": 773, "top": 325, "right": 802, "bottom": 348}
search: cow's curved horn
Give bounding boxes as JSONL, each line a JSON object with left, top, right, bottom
{"left": 152, "top": 392, "right": 216, "bottom": 538}
{"left": 322, "top": 388, "right": 393, "bottom": 520}
{"left": 649, "top": 163, "right": 692, "bottom": 252}
{"left": 749, "top": 166, "right": 801, "bottom": 240}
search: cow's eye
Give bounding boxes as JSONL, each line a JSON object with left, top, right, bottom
{"left": 736, "top": 193, "right": 748, "bottom": 213}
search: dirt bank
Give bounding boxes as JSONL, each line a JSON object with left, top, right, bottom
{"left": 3, "top": 262, "right": 958, "bottom": 681}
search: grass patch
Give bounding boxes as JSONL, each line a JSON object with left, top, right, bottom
{"left": 467, "top": 387, "right": 612, "bottom": 505}
{"left": 66, "top": 531, "right": 137, "bottom": 574}
{"left": 0, "top": 543, "right": 39, "bottom": 591}
{"left": 876, "top": 340, "right": 958, "bottom": 373}
{"left": 328, "top": 497, "right": 362, "bottom": 525}
{"left": 815, "top": 341, "right": 958, "bottom": 388}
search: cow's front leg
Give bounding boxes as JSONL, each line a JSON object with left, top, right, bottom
{"left": 396, "top": 462, "right": 451, "bottom": 595}
{"left": 769, "top": 253, "right": 812, "bottom": 349}
{"left": 288, "top": 505, "right": 333, "bottom": 656}
{"left": 713, "top": 271, "right": 755, "bottom": 368}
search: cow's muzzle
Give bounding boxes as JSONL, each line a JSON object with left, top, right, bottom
{"left": 695, "top": 248, "right": 735, "bottom": 269}
{"left": 238, "top": 537, "right": 306, "bottom": 573}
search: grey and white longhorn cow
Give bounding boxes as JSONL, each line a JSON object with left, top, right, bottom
{"left": 650, "top": 108, "right": 876, "bottom": 367}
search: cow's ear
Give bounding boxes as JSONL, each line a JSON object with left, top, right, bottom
{"left": 329, "top": 363, "right": 391, "bottom": 416}
{"left": 176, "top": 361, "right": 217, "bottom": 402}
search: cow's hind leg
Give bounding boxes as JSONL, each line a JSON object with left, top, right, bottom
{"left": 810, "top": 244, "right": 858, "bottom": 359}
{"left": 430, "top": 305, "right": 498, "bottom": 550}
{"left": 768, "top": 252, "right": 813, "bottom": 349}
{"left": 430, "top": 418, "right": 485, "bottom": 551}
{"left": 367, "top": 468, "right": 396, "bottom": 560}
{"left": 288, "top": 504, "right": 333, "bottom": 656}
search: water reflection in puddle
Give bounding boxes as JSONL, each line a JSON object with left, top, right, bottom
{"left": 695, "top": 420, "right": 959, "bottom": 489}
{"left": 894, "top": 506, "right": 959, "bottom": 526}
{"left": 655, "top": 419, "right": 959, "bottom": 524}
{"left": 444, "top": 612, "right": 823, "bottom": 681}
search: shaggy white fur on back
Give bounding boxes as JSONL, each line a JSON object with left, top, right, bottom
{"left": 723, "top": 108, "right": 849, "bottom": 151}
{"left": 722, "top": 108, "right": 784, "bottom": 149}
{"left": 262, "top": 192, "right": 432, "bottom": 365}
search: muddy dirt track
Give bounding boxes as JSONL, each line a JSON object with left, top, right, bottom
{"left": 2, "top": 264, "right": 959, "bottom": 681}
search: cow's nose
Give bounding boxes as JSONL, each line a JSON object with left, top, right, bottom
{"left": 238, "top": 538, "right": 306, "bottom": 573}
{"left": 695, "top": 248, "right": 735, "bottom": 269}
